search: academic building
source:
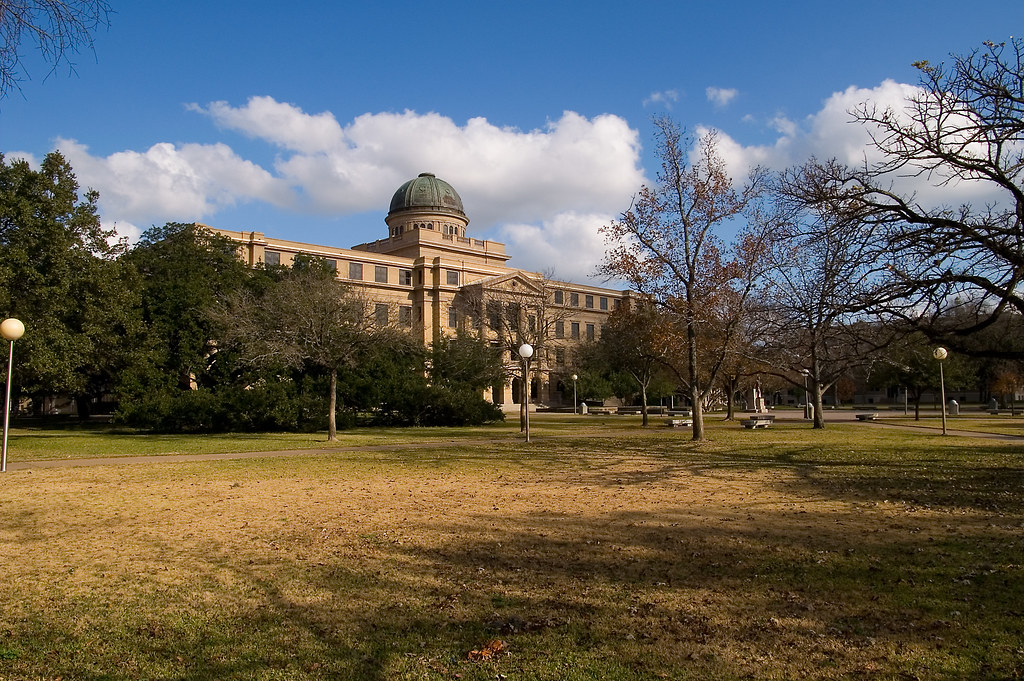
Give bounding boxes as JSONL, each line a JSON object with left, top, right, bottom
{"left": 207, "top": 172, "right": 634, "bottom": 410}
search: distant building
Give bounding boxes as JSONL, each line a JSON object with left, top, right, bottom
{"left": 208, "top": 172, "right": 633, "bottom": 409}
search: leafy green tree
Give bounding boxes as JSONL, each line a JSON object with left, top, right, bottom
{"left": 588, "top": 305, "right": 671, "bottom": 426}
{"left": 120, "top": 223, "right": 250, "bottom": 402}
{"left": 429, "top": 330, "right": 504, "bottom": 394}
{"left": 0, "top": 151, "right": 138, "bottom": 415}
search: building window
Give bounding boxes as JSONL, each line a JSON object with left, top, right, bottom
{"left": 571, "top": 322, "right": 580, "bottom": 339}
{"left": 600, "top": 297, "right": 608, "bottom": 310}
{"left": 555, "top": 320, "right": 564, "bottom": 338}
{"left": 487, "top": 302, "right": 501, "bottom": 330}
{"left": 349, "top": 262, "right": 363, "bottom": 280}
{"left": 325, "top": 259, "right": 338, "bottom": 273}
{"left": 586, "top": 323, "right": 595, "bottom": 341}
{"left": 399, "top": 306, "right": 412, "bottom": 327}
{"left": 585, "top": 295, "right": 594, "bottom": 309}
{"left": 447, "top": 269, "right": 459, "bottom": 286}
{"left": 528, "top": 315, "right": 536, "bottom": 332}
{"left": 613, "top": 298, "right": 621, "bottom": 309}
{"left": 571, "top": 292, "right": 579, "bottom": 307}
{"left": 448, "top": 307, "right": 457, "bottom": 328}
{"left": 375, "top": 303, "right": 389, "bottom": 327}
{"left": 554, "top": 290, "right": 564, "bottom": 305}
{"left": 399, "top": 269, "right": 412, "bottom": 286}
{"left": 375, "top": 265, "right": 388, "bottom": 283}
{"left": 264, "top": 250, "right": 281, "bottom": 266}
{"left": 556, "top": 348, "right": 565, "bottom": 365}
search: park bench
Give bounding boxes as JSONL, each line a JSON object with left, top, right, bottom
{"left": 989, "top": 409, "right": 1022, "bottom": 416}
{"left": 856, "top": 413, "right": 880, "bottom": 421}
{"left": 740, "top": 415, "right": 774, "bottom": 429}
{"left": 665, "top": 418, "right": 693, "bottom": 428}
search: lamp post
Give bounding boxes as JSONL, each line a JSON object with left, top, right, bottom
{"left": 1, "top": 318, "right": 25, "bottom": 473}
{"left": 571, "top": 373, "right": 578, "bottom": 415}
{"left": 934, "top": 346, "right": 948, "bottom": 436}
{"left": 519, "top": 343, "right": 534, "bottom": 442}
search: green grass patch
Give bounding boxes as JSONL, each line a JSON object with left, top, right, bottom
{"left": 1, "top": 419, "right": 1022, "bottom": 679}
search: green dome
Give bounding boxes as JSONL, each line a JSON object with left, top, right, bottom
{"left": 388, "top": 172, "right": 466, "bottom": 218}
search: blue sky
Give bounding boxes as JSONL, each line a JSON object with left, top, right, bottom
{"left": 2, "top": 0, "right": 1020, "bottom": 282}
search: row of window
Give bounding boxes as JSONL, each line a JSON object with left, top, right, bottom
{"left": 553, "top": 290, "right": 616, "bottom": 311}
{"left": 376, "top": 303, "right": 417, "bottom": 327}
{"left": 265, "top": 251, "right": 464, "bottom": 287}
{"left": 374, "top": 304, "right": 459, "bottom": 329}
{"left": 554, "top": 320, "right": 597, "bottom": 341}
{"left": 374, "top": 302, "right": 601, "bottom": 353}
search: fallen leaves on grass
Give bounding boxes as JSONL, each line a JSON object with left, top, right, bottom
{"left": 467, "top": 639, "right": 506, "bottom": 661}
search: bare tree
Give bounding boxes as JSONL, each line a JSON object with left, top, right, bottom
{"left": 797, "top": 40, "right": 1024, "bottom": 358}
{"left": 455, "top": 271, "right": 573, "bottom": 432}
{"left": 752, "top": 163, "right": 892, "bottom": 428}
{"left": 216, "top": 265, "right": 370, "bottom": 441}
{"left": 1, "top": 0, "right": 112, "bottom": 98}
{"left": 601, "top": 117, "right": 767, "bottom": 440}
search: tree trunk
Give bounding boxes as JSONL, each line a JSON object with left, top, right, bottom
{"left": 328, "top": 368, "right": 338, "bottom": 441}
{"left": 691, "top": 384, "right": 705, "bottom": 441}
{"left": 725, "top": 376, "right": 737, "bottom": 421}
{"left": 687, "top": 315, "right": 705, "bottom": 441}
{"left": 640, "top": 385, "right": 649, "bottom": 427}
{"left": 812, "top": 382, "right": 826, "bottom": 429}
{"left": 75, "top": 395, "right": 92, "bottom": 419}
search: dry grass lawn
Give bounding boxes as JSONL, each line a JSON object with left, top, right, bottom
{"left": 0, "top": 418, "right": 1021, "bottom": 680}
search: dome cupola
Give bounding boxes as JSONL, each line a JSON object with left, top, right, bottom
{"left": 386, "top": 172, "right": 469, "bottom": 239}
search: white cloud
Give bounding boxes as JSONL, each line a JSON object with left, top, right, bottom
{"left": 699, "top": 79, "right": 1004, "bottom": 209}
{"left": 706, "top": 86, "right": 738, "bottom": 108}
{"left": 2, "top": 150, "right": 39, "bottom": 166}
{"left": 643, "top": 90, "right": 680, "bottom": 109}
{"left": 40, "top": 101, "right": 644, "bottom": 274}
{"left": 57, "top": 137, "right": 294, "bottom": 226}
{"left": 495, "top": 211, "right": 617, "bottom": 284}
{"left": 191, "top": 96, "right": 346, "bottom": 154}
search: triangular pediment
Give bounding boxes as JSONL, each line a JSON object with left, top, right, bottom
{"left": 470, "top": 271, "right": 547, "bottom": 296}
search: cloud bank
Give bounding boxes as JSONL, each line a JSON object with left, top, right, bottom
{"left": 57, "top": 99, "right": 645, "bottom": 281}
{"left": 26, "top": 80, "right": 996, "bottom": 284}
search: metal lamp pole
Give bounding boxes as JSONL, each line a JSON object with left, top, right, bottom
{"left": 934, "top": 347, "right": 948, "bottom": 436}
{"left": 1, "top": 318, "right": 26, "bottom": 473}
{"left": 572, "top": 373, "right": 578, "bottom": 415}
{"left": 519, "top": 343, "right": 534, "bottom": 442}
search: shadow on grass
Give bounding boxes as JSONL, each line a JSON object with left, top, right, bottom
{"left": 10, "top": 501, "right": 1019, "bottom": 680}
{"left": 3, "top": 423, "right": 1024, "bottom": 679}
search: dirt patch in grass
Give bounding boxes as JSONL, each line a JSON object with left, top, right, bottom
{"left": 1, "top": 430, "right": 1022, "bottom": 680}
